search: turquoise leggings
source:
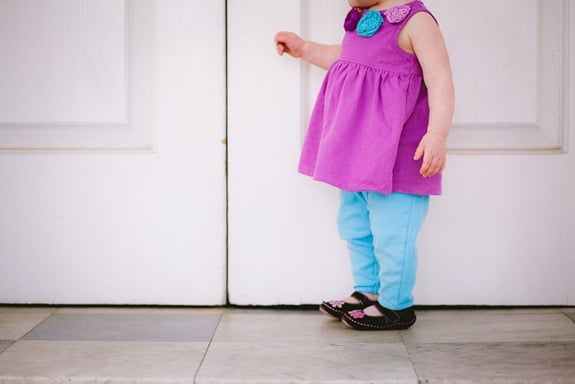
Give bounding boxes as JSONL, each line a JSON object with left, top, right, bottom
{"left": 337, "top": 191, "right": 429, "bottom": 310}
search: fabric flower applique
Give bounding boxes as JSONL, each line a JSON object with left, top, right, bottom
{"left": 357, "top": 10, "right": 384, "bottom": 37}
{"left": 344, "top": 4, "right": 411, "bottom": 37}
{"left": 344, "top": 7, "right": 363, "bottom": 32}
{"left": 383, "top": 4, "right": 411, "bottom": 23}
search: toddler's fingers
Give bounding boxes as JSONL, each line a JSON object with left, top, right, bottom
{"left": 274, "top": 32, "right": 286, "bottom": 53}
{"left": 276, "top": 42, "right": 286, "bottom": 55}
{"left": 413, "top": 144, "right": 424, "bottom": 161}
{"left": 420, "top": 152, "right": 440, "bottom": 177}
{"left": 420, "top": 158, "right": 432, "bottom": 177}
{"left": 423, "top": 155, "right": 445, "bottom": 178}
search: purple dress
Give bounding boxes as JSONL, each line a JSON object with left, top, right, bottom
{"left": 298, "top": 0, "right": 441, "bottom": 196}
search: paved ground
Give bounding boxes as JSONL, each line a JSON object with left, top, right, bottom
{"left": 1, "top": 306, "right": 574, "bottom": 383}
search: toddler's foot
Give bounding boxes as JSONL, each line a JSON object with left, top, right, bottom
{"left": 341, "top": 303, "right": 416, "bottom": 330}
{"left": 319, "top": 291, "right": 378, "bottom": 320}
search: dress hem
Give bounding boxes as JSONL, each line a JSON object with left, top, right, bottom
{"left": 298, "top": 168, "right": 441, "bottom": 197}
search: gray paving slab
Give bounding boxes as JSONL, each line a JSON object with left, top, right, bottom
{"left": 23, "top": 312, "right": 221, "bottom": 342}
{"left": 408, "top": 342, "right": 575, "bottom": 383}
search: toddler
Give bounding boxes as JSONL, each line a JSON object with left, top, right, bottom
{"left": 275, "top": 0, "right": 454, "bottom": 330}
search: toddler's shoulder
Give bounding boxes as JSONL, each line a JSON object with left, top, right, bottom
{"left": 402, "top": 8, "right": 442, "bottom": 41}
{"left": 405, "top": 9, "right": 438, "bottom": 29}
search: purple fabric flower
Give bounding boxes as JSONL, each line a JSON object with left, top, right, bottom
{"left": 344, "top": 8, "right": 362, "bottom": 32}
{"left": 383, "top": 4, "right": 411, "bottom": 23}
{"left": 349, "top": 310, "right": 366, "bottom": 319}
{"left": 357, "top": 10, "right": 384, "bottom": 37}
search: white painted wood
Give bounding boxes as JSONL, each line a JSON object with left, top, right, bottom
{"left": 568, "top": 0, "right": 575, "bottom": 307}
{"left": 432, "top": 0, "right": 568, "bottom": 152}
{"left": 0, "top": 0, "right": 126, "bottom": 123}
{"left": 228, "top": 0, "right": 575, "bottom": 305}
{"left": 0, "top": 0, "right": 155, "bottom": 150}
{"left": 415, "top": 0, "right": 574, "bottom": 305}
{"left": 0, "top": 0, "right": 227, "bottom": 304}
{"left": 227, "top": 0, "right": 352, "bottom": 305}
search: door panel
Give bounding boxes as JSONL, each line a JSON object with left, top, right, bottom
{"left": 227, "top": 1, "right": 350, "bottom": 305}
{"left": 228, "top": 0, "right": 575, "bottom": 305}
{"left": 0, "top": 0, "right": 227, "bottom": 305}
{"left": 0, "top": 0, "right": 154, "bottom": 150}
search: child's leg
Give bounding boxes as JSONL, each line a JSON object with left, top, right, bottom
{"left": 319, "top": 191, "right": 379, "bottom": 319}
{"left": 337, "top": 191, "right": 380, "bottom": 295}
{"left": 366, "top": 192, "right": 429, "bottom": 310}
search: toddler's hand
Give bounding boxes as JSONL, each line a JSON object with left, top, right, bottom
{"left": 413, "top": 132, "right": 447, "bottom": 178}
{"left": 274, "top": 31, "right": 305, "bottom": 58}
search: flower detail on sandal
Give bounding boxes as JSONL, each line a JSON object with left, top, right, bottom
{"left": 357, "top": 10, "right": 384, "bottom": 37}
{"left": 319, "top": 292, "right": 378, "bottom": 320}
{"left": 383, "top": 4, "right": 411, "bottom": 23}
{"left": 329, "top": 300, "right": 345, "bottom": 309}
{"left": 349, "top": 310, "right": 366, "bottom": 319}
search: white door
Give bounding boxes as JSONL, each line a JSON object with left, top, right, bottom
{"left": 228, "top": 0, "right": 575, "bottom": 306}
{"left": 0, "top": 0, "right": 227, "bottom": 305}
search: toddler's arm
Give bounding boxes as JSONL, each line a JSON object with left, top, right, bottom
{"left": 406, "top": 13, "right": 455, "bottom": 178}
{"left": 274, "top": 31, "right": 341, "bottom": 70}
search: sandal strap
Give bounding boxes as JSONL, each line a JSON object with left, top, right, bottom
{"left": 373, "top": 302, "right": 403, "bottom": 322}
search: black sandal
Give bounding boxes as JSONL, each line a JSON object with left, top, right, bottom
{"left": 319, "top": 291, "right": 378, "bottom": 320}
{"left": 341, "top": 302, "right": 416, "bottom": 330}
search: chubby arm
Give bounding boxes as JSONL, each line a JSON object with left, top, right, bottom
{"left": 404, "top": 13, "right": 455, "bottom": 178}
{"left": 274, "top": 31, "right": 341, "bottom": 70}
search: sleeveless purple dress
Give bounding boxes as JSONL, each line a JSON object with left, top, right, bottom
{"left": 298, "top": 1, "right": 441, "bottom": 196}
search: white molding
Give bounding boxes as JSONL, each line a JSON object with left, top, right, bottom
{"left": 0, "top": 0, "right": 156, "bottom": 152}
{"left": 562, "top": 0, "right": 571, "bottom": 155}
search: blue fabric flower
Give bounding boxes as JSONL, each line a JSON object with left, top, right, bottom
{"left": 357, "top": 10, "right": 384, "bottom": 37}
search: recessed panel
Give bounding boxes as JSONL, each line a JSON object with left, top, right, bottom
{"left": 0, "top": 0, "right": 126, "bottom": 124}
{"left": 431, "top": 0, "right": 539, "bottom": 125}
{"left": 0, "top": 0, "right": 155, "bottom": 151}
